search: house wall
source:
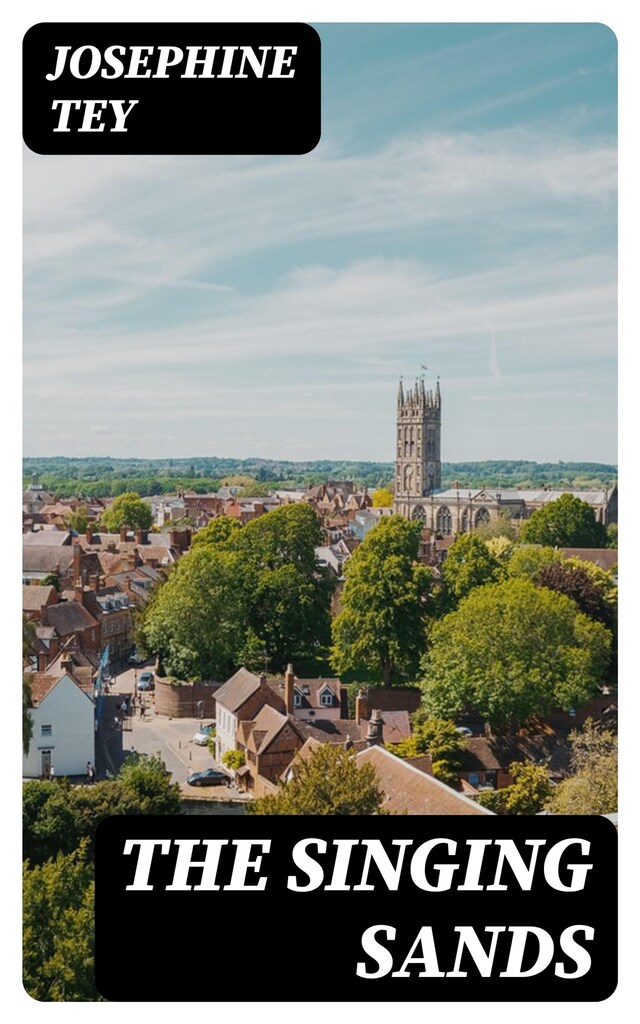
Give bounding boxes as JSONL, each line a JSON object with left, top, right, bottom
{"left": 23, "top": 675, "right": 95, "bottom": 778}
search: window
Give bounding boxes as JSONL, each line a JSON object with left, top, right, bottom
{"left": 41, "top": 724, "right": 52, "bottom": 736}
{"left": 293, "top": 693, "right": 302, "bottom": 707}
{"left": 320, "top": 690, "right": 334, "bottom": 707}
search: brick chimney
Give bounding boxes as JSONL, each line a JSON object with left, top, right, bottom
{"left": 284, "top": 663, "right": 295, "bottom": 715}
{"left": 119, "top": 526, "right": 128, "bottom": 542}
{"left": 355, "top": 688, "right": 368, "bottom": 723}
{"left": 72, "top": 542, "right": 82, "bottom": 578}
{"left": 85, "top": 524, "right": 94, "bottom": 544}
{"left": 366, "top": 708, "right": 384, "bottom": 747}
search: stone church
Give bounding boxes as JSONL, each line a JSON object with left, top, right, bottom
{"left": 393, "top": 378, "right": 617, "bottom": 534}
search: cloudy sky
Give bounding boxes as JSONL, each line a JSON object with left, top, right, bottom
{"left": 23, "top": 23, "right": 617, "bottom": 463}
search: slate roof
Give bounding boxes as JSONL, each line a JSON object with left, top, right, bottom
{"left": 355, "top": 746, "right": 494, "bottom": 815}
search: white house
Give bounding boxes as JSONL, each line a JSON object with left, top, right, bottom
{"left": 23, "top": 670, "right": 95, "bottom": 779}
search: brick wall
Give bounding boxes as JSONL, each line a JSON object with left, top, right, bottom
{"left": 154, "top": 679, "right": 222, "bottom": 719}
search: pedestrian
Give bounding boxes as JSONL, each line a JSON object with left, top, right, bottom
{"left": 86, "top": 761, "right": 92, "bottom": 781}
{"left": 49, "top": 764, "right": 55, "bottom": 782}
{"left": 114, "top": 715, "right": 120, "bottom": 729}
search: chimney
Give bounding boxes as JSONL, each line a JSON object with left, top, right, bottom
{"left": 355, "top": 688, "right": 368, "bottom": 723}
{"left": 284, "top": 663, "right": 295, "bottom": 715}
{"left": 135, "top": 529, "right": 148, "bottom": 545}
{"left": 168, "top": 529, "right": 178, "bottom": 547}
{"left": 85, "top": 524, "right": 94, "bottom": 544}
{"left": 38, "top": 651, "right": 47, "bottom": 672}
{"left": 366, "top": 708, "right": 384, "bottom": 747}
{"left": 120, "top": 526, "right": 128, "bottom": 542}
{"left": 60, "top": 653, "right": 74, "bottom": 674}
{"left": 72, "top": 542, "right": 81, "bottom": 577}
{"left": 74, "top": 582, "right": 85, "bottom": 604}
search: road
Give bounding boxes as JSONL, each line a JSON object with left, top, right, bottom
{"left": 95, "top": 664, "right": 250, "bottom": 803}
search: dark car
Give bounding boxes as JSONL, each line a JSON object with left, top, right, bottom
{"left": 186, "top": 768, "right": 229, "bottom": 787}
{"left": 136, "top": 671, "right": 155, "bottom": 691}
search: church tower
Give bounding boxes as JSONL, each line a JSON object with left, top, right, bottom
{"left": 395, "top": 377, "right": 441, "bottom": 505}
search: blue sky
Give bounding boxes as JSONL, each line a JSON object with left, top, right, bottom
{"left": 23, "top": 23, "right": 617, "bottom": 463}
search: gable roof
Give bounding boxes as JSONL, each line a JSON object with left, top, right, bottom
{"left": 355, "top": 746, "right": 494, "bottom": 816}
{"left": 44, "top": 601, "right": 98, "bottom": 636}
{"left": 214, "top": 667, "right": 262, "bottom": 713}
{"left": 242, "top": 704, "right": 294, "bottom": 755}
{"left": 23, "top": 585, "right": 58, "bottom": 612}
{"left": 29, "top": 670, "right": 94, "bottom": 707}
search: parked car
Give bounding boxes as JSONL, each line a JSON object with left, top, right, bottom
{"left": 193, "top": 724, "right": 216, "bottom": 746}
{"left": 137, "top": 671, "right": 155, "bottom": 691}
{"left": 186, "top": 768, "right": 229, "bottom": 787}
{"left": 128, "top": 651, "right": 145, "bottom": 665}
{"left": 455, "top": 726, "right": 473, "bottom": 737}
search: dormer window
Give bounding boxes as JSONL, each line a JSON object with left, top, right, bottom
{"left": 293, "top": 692, "right": 302, "bottom": 708}
{"left": 320, "top": 689, "right": 334, "bottom": 707}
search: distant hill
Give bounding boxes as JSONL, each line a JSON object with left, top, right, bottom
{"left": 22, "top": 456, "right": 618, "bottom": 500}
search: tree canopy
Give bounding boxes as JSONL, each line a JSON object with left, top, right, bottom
{"left": 421, "top": 578, "right": 611, "bottom": 729}
{"left": 475, "top": 762, "right": 551, "bottom": 815}
{"left": 372, "top": 487, "right": 394, "bottom": 507}
{"left": 547, "top": 720, "right": 617, "bottom": 815}
{"left": 23, "top": 755, "right": 181, "bottom": 866}
{"left": 387, "top": 715, "right": 466, "bottom": 787}
{"left": 23, "top": 842, "right": 98, "bottom": 1002}
{"left": 331, "top": 515, "right": 432, "bottom": 686}
{"left": 140, "top": 503, "right": 333, "bottom": 678}
{"left": 520, "top": 493, "right": 608, "bottom": 548}
{"left": 440, "top": 533, "right": 504, "bottom": 608}
{"left": 246, "top": 744, "right": 383, "bottom": 815}
{"left": 100, "top": 491, "right": 153, "bottom": 532}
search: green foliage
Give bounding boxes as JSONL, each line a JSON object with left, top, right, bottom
{"left": 23, "top": 842, "right": 98, "bottom": 1001}
{"left": 547, "top": 720, "right": 617, "bottom": 815}
{"left": 141, "top": 503, "right": 333, "bottom": 678}
{"left": 421, "top": 578, "right": 611, "bottom": 729}
{"left": 606, "top": 523, "right": 618, "bottom": 549}
{"left": 476, "top": 763, "right": 551, "bottom": 815}
{"left": 387, "top": 716, "right": 466, "bottom": 786}
{"left": 100, "top": 491, "right": 153, "bottom": 532}
{"left": 246, "top": 744, "right": 383, "bottom": 815}
{"left": 533, "top": 559, "right": 617, "bottom": 631}
{"left": 372, "top": 487, "right": 394, "bottom": 507}
{"left": 23, "top": 456, "right": 618, "bottom": 498}
{"left": 191, "top": 517, "right": 242, "bottom": 547}
{"left": 473, "top": 512, "right": 517, "bottom": 541}
{"left": 23, "top": 756, "right": 181, "bottom": 866}
{"left": 440, "top": 533, "right": 504, "bottom": 607}
{"left": 62, "top": 504, "right": 90, "bottom": 534}
{"left": 507, "top": 544, "right": 564, "bottom": 580}
{"left": 520, "top": 493, "right": 608, "bottom": 548}
{"left": 40, "top": 573, "right": 60, "bottom": 592}
{"left": 331, "top": 516, "right": 432, "bottom": 686}
{"left": 222, "top": 749, "right": 246, "bottom": 770}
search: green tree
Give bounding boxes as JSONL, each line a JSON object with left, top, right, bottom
{"left": 63, "top": 504, "right": 90, "bottom": 534}
{"left": 191, "top": 516, "right": 242, "bottom": 548}
{"left": 100, "top": 492, "right": 153, "bottom": 533}
{"left": 372, "top": 487, "right": 394, "bottom": 507}
{"left": 547, "top": 719, "right": 617, "bottom": 815}
{"left": 141, "top": 503, "right": 332, "bottom": 678}
{"left": 440, "top": 533, "right": 504, "bottom": 607}
{"left": 476, "top": 762, "right": 551, "bottom": 815}
{"left": 40, "top": 573, "right": 60, "bottom": 592}
{"left": 23, "top": 842, "right": 98, "bottom": 1001}
{"left": 246, "top": 744, "right": 383, "bottom": 815}
{"left": 331, "top": 516, "right": 432, "bottom": 686}
{"left": 387, "top": 716, "right": 466, "bottom": 787}
{"left": 421, "top": 578, "right": 611, "bottom": 730}
{"left": 520, "top": 494, "right": 608, "bottom": 548}
{"left": 23, "top": 674, "right": 33, "bottom": 756}
{"left": 474, "top": 511, "right": 517, "bottom": 541}
{"left": 23, "top": 756, "right": 181, "bottom": 866}
{"left": 533, "top": 560, "right": 616, "bottom": 631}
{"left": 507, "top": 544, "right": 564, "bottom": 580}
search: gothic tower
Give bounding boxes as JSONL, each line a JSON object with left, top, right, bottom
{"left": 395, "top": 377, "right": 441, "bottom": 504}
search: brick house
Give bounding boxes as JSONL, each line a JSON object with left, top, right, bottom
{"left": 214, "top": 668, "right": 285, "bottom": 764}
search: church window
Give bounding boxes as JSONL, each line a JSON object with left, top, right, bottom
{"left": 411, "top": 506, "right": 426, "bottom": 523}
{"left": 475, "top": 507, "right": 490, "bottom": 527}
{"left": 436, "top": 506, "right": 452, "bottom": 535}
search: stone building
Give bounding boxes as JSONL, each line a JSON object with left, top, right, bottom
{"left": 394, "top": 377, "right": 617, "bottom": 533}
